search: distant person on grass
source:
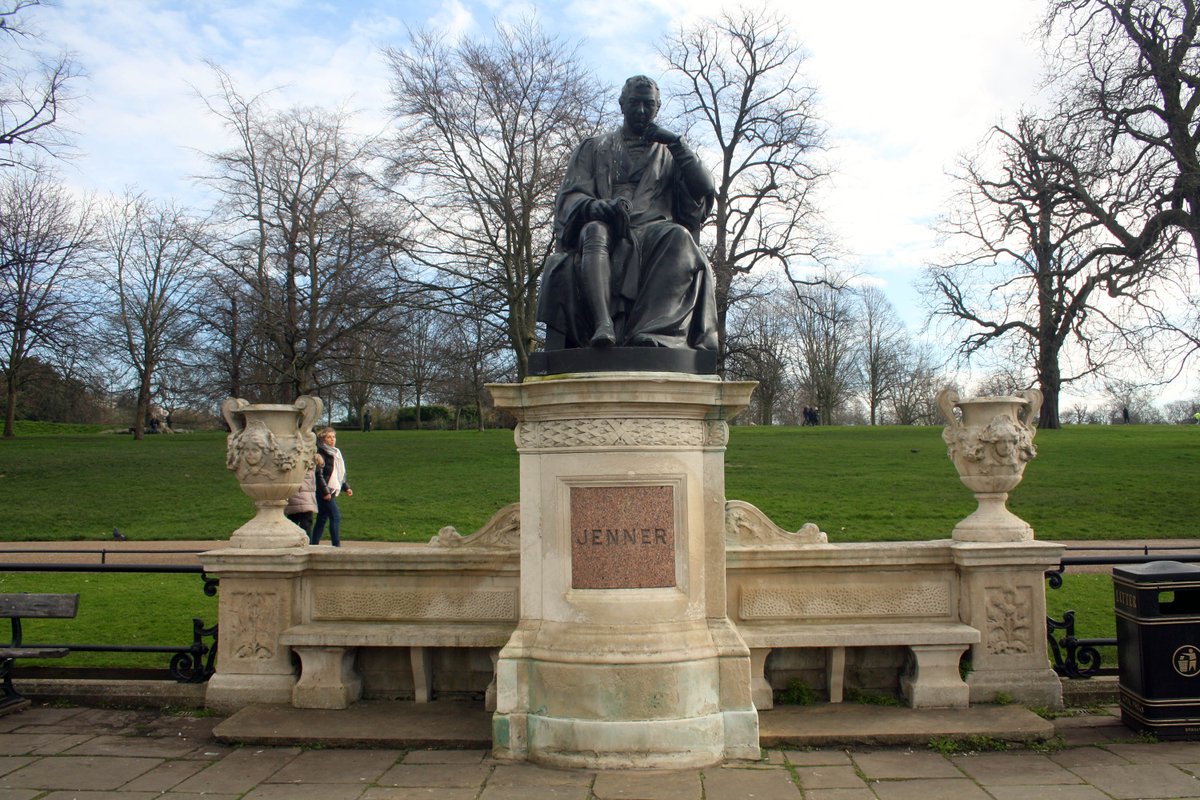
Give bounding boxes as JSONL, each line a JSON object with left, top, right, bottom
{"left": 312, "top": 428, "right": 353, "bottom": 547}
{"left": 285, "top": 453, "right": 322, "bottom": 540}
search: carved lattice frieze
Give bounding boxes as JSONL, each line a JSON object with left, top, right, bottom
{"left": 314, "top": 589, "right": 518, "bottom": 621}
{"left": 516, "top": 418, "right": 707, "bottom": 449}
{"left": 739, "top": 581, "right": 951, "bottom": 619}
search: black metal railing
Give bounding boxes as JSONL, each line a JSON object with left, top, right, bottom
{"left": 0, "top": 556, "right": 218, "bottom": 683}
{"left": 1045, "top": 546, "right": 1200, "bottom": 679}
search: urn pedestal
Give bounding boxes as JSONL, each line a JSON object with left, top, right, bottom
{"left": 488, "top": 373, "right": 760, "bottom": 769}
{"left": 937, "top": 389, "right": 1041, "bottom": 543}
{"left": 221, "top": 396, "right": 322, "bottom": 549}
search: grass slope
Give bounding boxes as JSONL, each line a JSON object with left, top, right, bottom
{"left": 3, "top": 424, "right": 1197, "bottom": 543}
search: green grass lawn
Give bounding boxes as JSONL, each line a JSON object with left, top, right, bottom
{"left": 1045, "top": 572, "right": 1118, "bottom": 670}
{"left": 4, "top": 423, "right": 1198, "bottom": 543}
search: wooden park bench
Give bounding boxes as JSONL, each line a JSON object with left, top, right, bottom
{"left": 0, "top": 593, "right": 79, "bottom": 710}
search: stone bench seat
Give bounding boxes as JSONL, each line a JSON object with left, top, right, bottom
{"left": 737, "top": 622, "right": 980, "bottom": 710}
{"left": 281, "top": 621, "right": 515, "bottom": 710}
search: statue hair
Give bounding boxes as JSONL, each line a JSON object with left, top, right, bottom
{"left": 620, "top": 75, "right": 660, "bottom": 102}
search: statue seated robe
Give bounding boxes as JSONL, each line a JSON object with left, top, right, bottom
{"left": 537, "top": 128, "right": 719, "bottom": 352}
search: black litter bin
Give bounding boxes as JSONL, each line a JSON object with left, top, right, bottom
{"left": 1114, "top": 560, "right": 1200, "bottom": 738}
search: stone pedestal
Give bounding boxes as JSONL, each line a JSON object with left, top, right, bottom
{"left": 201, "top": 549, "right": 305, "bottom": 712}
{"left": 488, "top": 373, "right": 760, "bottom": 769}
{"left": 954, "top": 541, "right": 1064, "bottom": 707}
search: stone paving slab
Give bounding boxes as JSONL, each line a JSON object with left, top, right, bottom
{"left": 376, "top": 762, "right": 495, "bottom": 788}
{"left": 702, "top": 766, "right": 801, "bottom": 799}
{"left": 361, "top": 788, "right": 477, "bottom": 800}
{"left": 985, "top": 786, "right": 1112, "bottom": 800}
{"left": 118, "top": 758, "right": 209, "bottom": 792}
{"left": 0, "top": 754, "right": 161, "bottom": 791}
{"left": 852, "top": 750, "right": 964, "bottom": 780}
{"left": 591, "top": 769, "right": 701, "bottom": 798}
{"left": 1069, "top": 762, "right": 1200, "bottom": 798}
{"left": 761, "top": 703, "right": 1055, "bottom": 747}
{"left": 951, "top": 751, "right": 1086, "bottom": 785}
{"left": 792, "top": 764, "right": 867, "bottom": 790}
{"left": 171, "top": 746, "right": 301, "bottom": 795}
{"left": 215, "top": 700, "right": 492, "bottom": 749}
{"left": 477, "top": 785, "right": 592, "bottom": 800}
{"left": 869, "top": 777, "right": 993, "bottom": 800}
{"left": 267, "top": 748, "right": 402, "bottom": 785}
{"left": 64, "top": 732, "right": 204, "bottom": 758}
{"left": 802, "top": 788, "right": 875, "bottom": 800}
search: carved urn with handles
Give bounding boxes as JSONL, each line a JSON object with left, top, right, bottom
{"left": 221, "top": 395, "right": 323, "bottom": 548}
{"left": 937, "top": 388, "right": 1042, "bottom": 542}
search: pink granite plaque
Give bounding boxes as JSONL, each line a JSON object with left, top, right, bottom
{"left": 570, "top": 485, "right": 676, "bottom": 589}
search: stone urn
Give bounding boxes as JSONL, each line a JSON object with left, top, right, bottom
{"left": 221, "top": 395, "right": 323, "bottom": 548}
{"left": 937, "top": 387, "right": 1042, "bottom": 542}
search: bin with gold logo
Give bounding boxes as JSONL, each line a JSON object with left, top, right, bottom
{"left": 1114, "top": 560, "right": 1200, "bottom": 738}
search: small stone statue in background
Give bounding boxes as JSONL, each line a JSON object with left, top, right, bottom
{"left": 537, "top": 75, "right": 719, "bottom": 351}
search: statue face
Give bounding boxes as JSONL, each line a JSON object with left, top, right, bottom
{"left": 619, "top": 85, "right": 659, "bottom": 136}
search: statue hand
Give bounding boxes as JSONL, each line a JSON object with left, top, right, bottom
{"left": 643, "top": 123, "right": 681, "bottom": 146}
{"left": 585, "top": 199, "right": 631, "bottom": 239}
{"left": 587, "top": 199, "right": 616, "bottom": 222}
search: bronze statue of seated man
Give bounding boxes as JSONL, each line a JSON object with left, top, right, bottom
{"left": 537, "top": 75, "right": 719, "bottom": 352}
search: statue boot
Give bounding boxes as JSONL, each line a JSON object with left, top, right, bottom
{"left": 580, "top": 223, "right": 616, "bottom": 348}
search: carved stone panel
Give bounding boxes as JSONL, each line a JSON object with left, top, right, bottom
{"left": 570, "top": 485, "right": 676, "bottom": 589}
{"left": 227, "top": 591, "right": 282, "bottom": 661}
{"left": 985, "top": 585, "right": 1034, "bottom": 655}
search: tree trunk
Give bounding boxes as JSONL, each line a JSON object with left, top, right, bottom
{"left": 1037, "top": 343, "right": 1061, "bottom": 429}
{"left": 3, "top": 379, "right": 16, "bottom": 438}
{"left": 133, "top": 370, "right": 151, "bottom": 441}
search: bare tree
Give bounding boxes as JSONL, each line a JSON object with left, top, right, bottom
{"left": 928, "top": 114, "right": 1184, "bottom": 428}
{"left": 791, "top": 275, "right": 859, "bottom": 425}
{"left": 435, "top": 290, "right": 512, "bottom": 430}
{"left": 329, "top": 325, "right": 389, "bottom": 430}
{"left": 0, "top": 165, "right": 93, "bottom": 436}
{"left": 382, "top": 19, "right": 606, "bottom": 379}
{"left": 890, "top": 343, "right": 949, "bottom": 425}
{"left": 1046, "top": 0, "right": 1200, "bottom": 274}
{"left": 0, "top": 1, "right": 80, "bottom": 168}
{"left": 97, "top": 192, "right": 206, "bottom": 440}
{"left": 725, "top": 288, "right": 794, "bottom": 425}
{"left": 393, "top": 307, "right": 445, "bottom": 430}
{"left": 660, "top": 6, "right": 831, "bottom": 368}
{"left": 855, "top": 285, "right": 906, "bottom": 425}
{"left": 1102, "top": 377, "right": 1165, "bottom": 422}
{"left": 190, "top": 270, "right": 255, "bottom": 403}
{"left": 197, "top": 66, "right": 410, "bottom": 401}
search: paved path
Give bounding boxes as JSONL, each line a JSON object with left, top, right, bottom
{"left": 0, "top": 703, "right": 1197, "bottom": 798}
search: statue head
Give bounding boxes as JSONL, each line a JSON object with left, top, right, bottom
{"left": 619, "top": 75, "right": 660, "bottom": 136}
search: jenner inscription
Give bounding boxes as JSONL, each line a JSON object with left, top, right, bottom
{"left": 570, "top": 484, "right": 676, "bottom": 589}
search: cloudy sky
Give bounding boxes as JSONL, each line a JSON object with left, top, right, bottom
{"left": 40, "top": 0, "right": 1048, "bottom": 284}
{"left": 36, "top": 0, "right": 1182, "bottom": 404}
